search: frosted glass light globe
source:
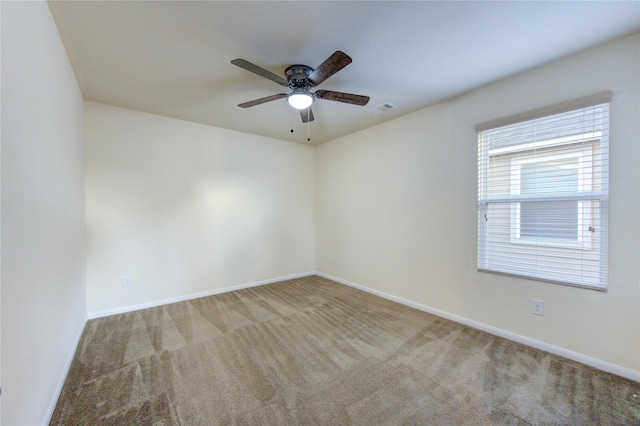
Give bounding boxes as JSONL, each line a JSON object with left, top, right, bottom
{"left": 288, "top": 92, "right": 313, "bottom": 109}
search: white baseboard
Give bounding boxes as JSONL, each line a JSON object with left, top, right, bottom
{"left": 88, "top": 271, "right": 316, "bottom": 319}
{"left": 44, "top": 315, "right": 89, "bottom": 425}
{"left": 316, "top": 272, "right": 640, "bottom": 383}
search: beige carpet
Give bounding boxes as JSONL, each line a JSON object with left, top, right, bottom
{"left": 51, "top": 275, "right": 640, "bottom": 425}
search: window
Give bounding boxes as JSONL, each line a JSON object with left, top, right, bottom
{"left": 510, "top": 147, "right": 594, "bottom": 249}
{"left": 477, "top": 102, "right": 609, "bottom": 289}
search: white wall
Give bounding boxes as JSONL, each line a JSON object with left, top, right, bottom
{"left": 1, "top": 2, "right": 87, "bottom": 425}
{"left": 85, "top": 102, "right": 315, "bottom": 315}
{"left": 316, "top": 34, "right": 640, "bottom": 374}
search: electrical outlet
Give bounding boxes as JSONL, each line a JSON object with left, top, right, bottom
{"left": 532, "top": 299, "right": 544, "bottom": 316}
{"left": 122, "top": 276, "right": 132, "bottom": 288}
{"left": 325, "top": 254, "right": 331, "bottom": 264}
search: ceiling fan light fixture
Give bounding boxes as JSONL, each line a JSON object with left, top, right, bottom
{"left": 232, "top": 52, "right": 368, "bottom": 123}
{"left": 288, "top": 91, "right": 314, "bottom": 110}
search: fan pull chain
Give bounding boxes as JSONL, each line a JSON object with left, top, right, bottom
{"left": 307, "top": 108, "right": 311, "bottom": 142}
{"left": 290, "top": 105, "right": 294, "bottom": 133}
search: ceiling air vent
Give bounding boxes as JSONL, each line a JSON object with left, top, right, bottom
{"left": 369, "top": 102, "right": 397, "bottom": 114}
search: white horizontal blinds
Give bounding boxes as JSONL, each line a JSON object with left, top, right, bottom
{"left": 478, "top": 103, "right": 609, "bottom": 289}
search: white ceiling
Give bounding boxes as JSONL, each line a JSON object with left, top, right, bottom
{"left": 48, "top": 1, "right": 640, "bottom": 145}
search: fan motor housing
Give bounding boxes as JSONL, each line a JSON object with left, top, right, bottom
{"left": 285, "top": 64, "right": 313, "bottom": 89}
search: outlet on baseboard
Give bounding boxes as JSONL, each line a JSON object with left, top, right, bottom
{"left": 532, "top": 299, "right": 544, "bottom": 316}
{"left": 122, "top": 276, "right": 132, "bottom": 288}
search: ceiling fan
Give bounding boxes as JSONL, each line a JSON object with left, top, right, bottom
{"left": 231, "top": 51, "right": 370, "bottom": 123}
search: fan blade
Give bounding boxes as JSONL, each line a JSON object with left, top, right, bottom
{"left": 238, "top": 93, "right": 287, "bottom": 108}
{"left": 231, "top": 59, "right": 289, "bottom": 87}
{"left": 300, "top": 107, "right": 314, "bottom": 123}
{"left": 315, "top": 90, "right": 370, "bottom": 106}
{"left": 308, "top": 51, "right": 352, "bottom": 86}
